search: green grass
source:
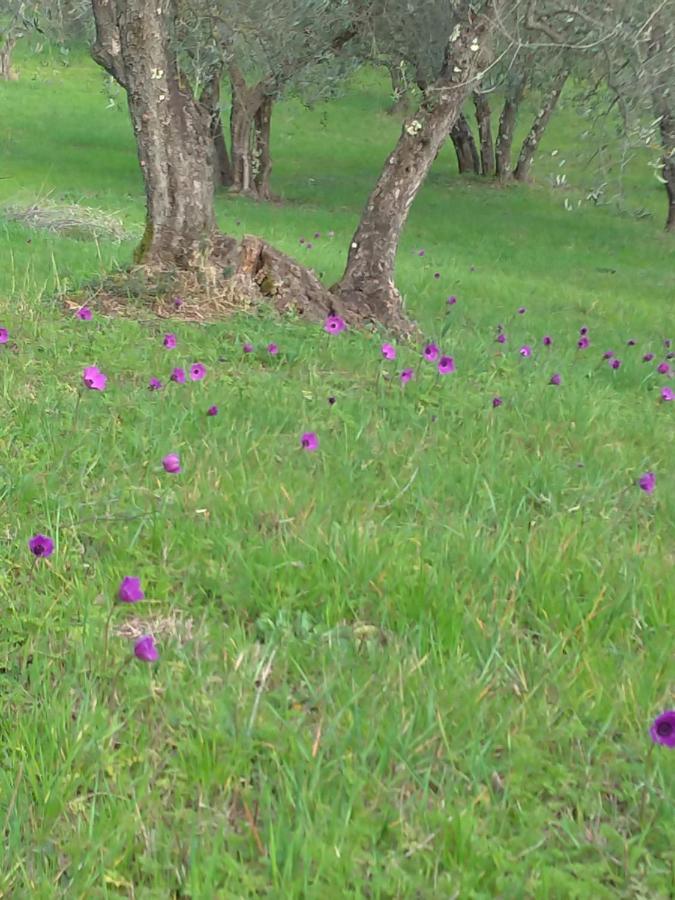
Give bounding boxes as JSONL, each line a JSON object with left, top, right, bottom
{"left": 1, "top": 48, "right": 674, "bottom": 898}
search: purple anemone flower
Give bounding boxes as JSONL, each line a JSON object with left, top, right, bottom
{"left": 434, "top": 272, "right": 440, "bottom": 279}
{"left": 0, "top": 328, "right": 8, "bottom": 344}
{"left": 28, "top": 533, "right": 54, "bottom": 557}
{"left": 665, "top": 339, "right": 672, "bottom": 349}
{"left": 314, "top": 232, "right": 321, "bottom": 239}
{"left": 650, "top": 711, "right": 675, "bottom": 748}
{"left": 542, "top": 336, "right": 552, "bottom": 346}
{"left": 517, "top": 306, "right": 527, "bottom": 315}
{"left": 549, "top": 373, "right": 561, "bottom": 386}
{"left": 492, "top": 396, "right": 503, "bottom": 408}
{"left": 580, "top": 326, "right": 588, "bottom": 336}
{"left": 324, "top": 315, "right": 346, "bottom": 335}
{"left": 638, "top": 471, "right": 655, "bottom": 493}
{"left": 83, "top": 366, "right": 107, "bottom": 391}
{"left": 207, "top": 405, "right": 219, "bottom": 416}
{"left": 603, "top": 350, "right": 614, "bottom": 360}
{"left": 381, "top": 343, "right": 396, "bottom": 360}
{"left": 417, "top": 249, "right": 425, "bottom": 257}
{"left": 661, "top": 386, "right": 674, "bottom": 402}
{"left": 162, "top": 454, "right": 181, "bottom": 474}
{"left": 134, "top": 635, "right": 159, "bottom": 663}
{"left": 423, "top": 343, "right": 440, "bottom": 362}
{"left": 170, "top": 367, "right": 186, "bottom": 384}
{"left": 243, "top": 342, "right": 253, "bottom": 353}
{"left": 578, "top": 337, "right": 590, "bottom": 350}
{"left": 148, "top": 377, "right": 162, "bottom": 391}
{"left": 267, "top": 343, "right": 279, "bottom": 355}
{"left": 163, "top": 333, "right": 177, "bottom": 349}
{"left": 627, "top": 339, "right": 636, "bottom": 346}
{"left": 496, "top": 333, "right": 507, "bottom": 345}
{"left": 438, "top": 355, "right": 455, "bottom": 375}
{"left": 300, "top": 432, "right": 319, "bottom": 451}
{"left": 610, "top": 358, "right": 622, "bottom": 370}
{"left": 657, "top": 362, "right": 671, "bottom": 375}
{"left": 190, "top": 363, "right": 206, "bottom": 381}
{"left": 447, "top": 295, "right": 457, "bottom": 306}
{"left": 327, "top": 396, "right": 336, "bottom": 405}
{"left": 174, "top": 297, "right": 183, "bottom": 308}
{"left": 643, "top": 353, "right": 655, "bottom": 362}
{"left": 76, "top": 306, "right": 92, "bottom": 320}
{"left": 118, "top": 576, "right": 144, "bottom": 603}
{"left": 400, "top": 368, "right": 414, "bottom": 384}
{"left": 519, "top": 345, "right": 532, "bottom": 358}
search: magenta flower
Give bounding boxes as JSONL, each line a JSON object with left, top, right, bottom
{"left": 28, "top": 533, "right": 54, "bottom": 557}
{"left": 134, "top": 635, "right": 159, "bottom": 663}
{"left": 190, "top": 363, "right": 206, "bottom": 381}
{"left": 0, "top": 328, "right": 8, "bottom": 344}
{"left": 438, "top": 355, "right": 455, "bottom": 375}
{"left": 650, "top": 711, "right": 675, "bottom": 748}
{"left": 327, "top": 396, "right": 336, "bottom": 405}
{"left": 657, "top": 362, "right": 671, "bottom": 375}
{"left": 400, "top": 368, "right": 414, "bottom": 384}
{"left": 643, "top": 353, "right": 655, "bottom": 362}
{"left": 76, "top": 306, "right": 92, "bottom": 320}
{"left": 423, "top": 343, "right": 440, "bottom": 361}
{"left": 496, "top": 333, "right": 507, "bottom": 345}
{"left": 579, "top": 326, "right": 588, "bottom": 336}
{"left": 665, "top": 339, "right": 672, "bottom": 349}
{"left": 300, "top": 432, "right": 319, "bottom": 451}
{"left": 542, "top": 336, "right": 552, "bottom": 346}
{"left": 267, "top": 343, "right": 278, "bottom": 355}
{"left": 492, "top": 396, "right": 503, "bottom": 408}
{"left": 577, "top": 337, "right": 590, "bottom": 350}
{"left": 517, "top": 306, "right": 527, "bottom": 315}
{"left": 610, "top": 358, "right": 622, "bottom": 370}
{"left": 163, "top": 333, "right": 177, "bottom": 349}
{"left": 314, "top": 231, "right": 321, "bottom": 239}
{"left": 638, "top": 471, "right": 655, "bottom": 493}
{"left": 243, "top": 342, "right": 253, "bottom": 353}
{"left": 162, "top": 454, "right": 181, "bottom": 474}
{"left": 603, "top": 350, "right": 614, "bottom": 360}
{"left": 83, "top": 366, "right": 107, "bottom": 391}
{"left": 299, "top": 237, "right": 305, "bottom": 244}
{"left": 174, "top": 297, "right": 183, "bottom": 308}
{"left": 417, "top": 249, "right": 425, "bottom": 257}
{"left": 381, "top": 343, "right": 396, "bottom": 360}
{"left": 207, "top": 405, "right": 219, "bottom": 416}
{"left": 324, "top": 315, "right": 346, "bottom": 335}
{"left": 148, "top": 377, "right": 162, "bottom": 391}
{"left": 549, "top": 373, "right": 561, "bottom": 386}
{"left": 519, "top": 345, "right": 532, "bottom": 358}
{"left": 434, "top": 272, "right": 440, "bottom": 279}
{"left": 627, "top": 339, "right": 636, "bottom": 346}
{"left": 170, "top": 367, "right": 186, "bottom": 383}
{"left": 447, "top": 295, "right": 457, "bottom": 306}
{"left": 118, "top": 576, "right": 144, "bottom": 603}
{"left": 661, "top": 387, "right": 674, "bottom": 401}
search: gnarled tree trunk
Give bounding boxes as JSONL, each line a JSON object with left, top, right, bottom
{"left": 513, "top": 68, "right": 569, "bottom": 182}
{"left": 253, "top": 96, "right": 273, "bottom": 200}
{"left": 200, "top": 67, "right": 233, "bottom": 189}
{"left": 332, "top": 13, "right": 495, "bottom": 329}
{"left": 450, "top": 113, "right": 481, "bottom": 174}
{"left": 0, "top": 36, "right": 17, "bottom": 81}
{"left": 229, "top": 65, "right": 267, "bottom": 196}
{"left": 473, "top": 89, "right": 494, "bottom": 176}
{"left": 647, "top": 20, "right": 675, "bottom": 233}
{"left": 495, "top": 74, "right": 527, "bottom": 180}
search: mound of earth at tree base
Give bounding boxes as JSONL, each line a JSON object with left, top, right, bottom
{"left": 62, "top": 234, "right": 419, "bottom": 339}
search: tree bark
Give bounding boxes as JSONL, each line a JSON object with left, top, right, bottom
{"left": 513, "top": 68, "right": 569, "bottom": 182}
{"left": 229, "top": 65, "right": 267, "bottom": 196}
{"left": 253, "top": 96, "right": 273, "bottom": 200}
{"left": 0, "top": 36, "right": 17, "bottom": 81}
{"left": 200, "top": 67, "right": 233, "bottom": 189}
{"left": 450, "top": 113, "right": 481, "bottom": 174}
{"left": 473, "top": 89, "right": 494, "bottom": 176}
{"left": 495, "top": 74, "right": 527, "bottom": 180}
{"left": 92, "top": 0, "right": 215, "bottom": 268}
{"left": 332, "top": 12, "right": 495, "bottom": 328}
{"left": 647, "top": 20, "right": 675, "bottom": 232}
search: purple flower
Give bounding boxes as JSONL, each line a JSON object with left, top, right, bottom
{"left": 447, "top": 295, "right": 457, "bottom": 306}
{"left": 134, "top": 635, "right": 159, "bottom": 663}
{"left": 170, "top": 367, "right": 186, "bottom": 384}
{"left": 83, "top": 366, "right": 107, "bottom": 391}
{"left": 190, "top": 363, "right": 206, "bottom": 381}
{"left": 603, "top": 350, "right": 614, "bottom": 360}
{"left": 314, "top": 232, "right": 321, "bottom": 239}
{"left": 657, "top": 362, "right": 671, "bottom": 375}
{"left": 519, "top": 345, "right": 532, "bottom": 358}
{"left": 610, "top": 358, "right": 622, "bottom": 370}
{"left": 174, "top": 297, "right": 183, "bottom": 308}
{"left": 299, "top": 237, "right": 305, "bottom": 244}
{"left": 381, "top": 343, "right": 396, "bottom": 360}
{"left": 300, "top": 432, "right": 319, "bottom": 451}
{"left": 118, "top": 576, "right": 144, "bottom": 603}
{"left": 577, "top": 337, "right": 590, "bottom": 350}
{"left": 267, "top": 343, "right": 278, "bottom": 356}
{"left": 549, "top": 373, "right": 561, "bottom": 386}
{"left": 542, "top": 336, "right": 552, "bottom": 346}
{"left": 643, "top": 353, "right": 655, "bottom": 362}
{"left": 162, "top": 453, "right": 181, "bottom": 474}
{"left": 417, "top": 249, "right": 425, "bottom": 257}
{"left": 306, "top": 243, "right": 313, "bottom": 250}
{"left": 492, "top": 396, "right": 503, "bottom": 408}
{"left": 243, "top": 342, "right": 254, "bottom": 353}
{"left": 28, "top": 533, "right": 54, "bottom": 557}
{"left": 650, "top": 711, "right": 675, "bottom": 748}
{"left": 579, "top": 326, "right": 588, "bottom": 336}
{"left": 638, "top": 471, "right": 655, "bottom": 493}
{"left": 400, "top": 368, "right": 414, "bottom": 384}
{"left": 163, "top": 333, "right": 177, "bottom": 349}
{"left": 627, "top": 339, "right": 636, "bottom": 346}
{"left": 517, "top": 306, "right": 527, "bottom": 315}
{"left": 438, "top": 355, "right": 455, "bottom": 375}
{"left": 76, "top": 306, "right": 92, "bottom": 320}
{"left": 207, "top": 405, "right": 219, "bottom": 416}
{"left": 661, "top": 386, "right": 674, "bottom": 402}
{"left": 324, "top": 315, "right": 347, "bottom": 335}
{"left": 496, "top": 333, "right": 507, "bottom": 345}
{"left": 327, "top": 396, "right": 336, "bottom": 405}
{"left": 148, "top": 377, "right": 163, "bottom": 391}
{"left": 434, "top": 272, "right": 440, "bottom": 279}
{"left": 0, "top": 328, "right": 8, "bottom": 344}
{"left": 423, "top": 343, "right": 440, "bottom": 362}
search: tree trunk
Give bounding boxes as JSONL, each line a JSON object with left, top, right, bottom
{"left": 450, "top": 113, "right": 481, "bottom": 174}
{"left": 495, "top": 75, "right": 527, "bottom": 180}
{"left": 473, "top": 89, "right": 494, "bottom": 175}
{"left": 656, "top": 104, "right": 675, "bottom": 232}
{"left": 92, "top": 0, "right": 215, "bottom": 268}
{"left": 253, "top": 96, "right": 273, "bottom": 200}
{"left": 513, "top": 69, "right": 569, "bottom": 182}
{"left": 229, "top": 66, "right": 267, "bottom": 196}
{"left": 200, "top": 67, "right": 233, "bottom": 189}
{"left": 0, "top": 37, "right": 17, "bottom": 81}
{"left": 332, "top": 14, "right": 494, "bottom": 328}
{"left": 648, "top": 20, "right": 675, "bottom": 232}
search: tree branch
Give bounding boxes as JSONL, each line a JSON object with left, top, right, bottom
{"left": 91, "top": 0, "right": 126, "bottom": 87}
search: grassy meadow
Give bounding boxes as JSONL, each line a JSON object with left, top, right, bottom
{"left": 1, "top": 47, "right": 674, "bottom": 898}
